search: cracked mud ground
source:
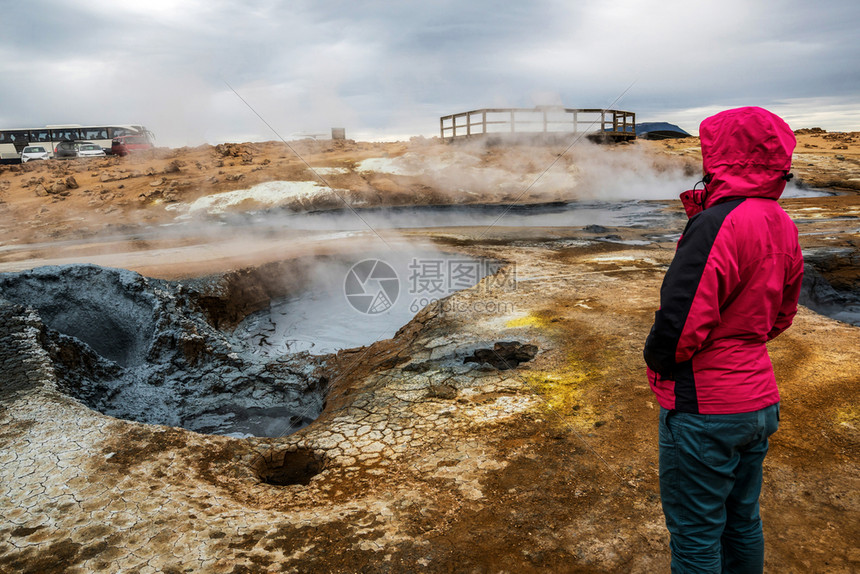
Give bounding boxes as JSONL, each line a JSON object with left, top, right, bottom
{"left": 1, "top": 137, "right": 859, "bottom": 573}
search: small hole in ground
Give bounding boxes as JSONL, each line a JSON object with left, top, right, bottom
{"left": 257, "top": 448, "right": 324, "bottom": 486}
{"left": 464, "top": 341, "right": 538, "bottom": 370}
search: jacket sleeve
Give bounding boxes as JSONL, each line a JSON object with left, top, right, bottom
{"left": 644, "top": 211, "right": 740, "bottom": 378}
{"left": 767, "top": 250, "right": 804, "bottom": 340}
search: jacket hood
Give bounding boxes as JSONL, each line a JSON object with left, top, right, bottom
{"left": 688, "top": 107, "right": 796, "bottom": 212}
{"left": 680, "top": 187, "right": 707, "bottom": 217}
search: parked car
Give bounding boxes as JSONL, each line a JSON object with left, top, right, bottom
{"left": 111, "top": 135, "right": 153, "bottom": 156}
{"left": 54, "top": 140, "right": 105, "bottom": 159}
{"left": 76, "top": 143, "right": 106, "bottom": 158}
{"left": 21, "top": 145, "right": 50, "bottom": 163}
{"left": 54, "top": 140, "right": 80, "bottom": 159}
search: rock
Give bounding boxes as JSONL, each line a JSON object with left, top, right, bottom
{"left": 64, "top": 176, "right": 79, "bottom": 189}
{"left": 585, "top": 225, "right": 610, "bottom": 233}
{"left": 215, "top": 143, "right": 249, "bottom": 158}
{"left": 164, "top": 160, "right": 182, "bottom": 173}
{"left": 427, "top": 384, "right": 458, "bottom": 400}
{"left": 150, "top": 178, "right": 165, "bottom": 187}
{"left": 51, "top": 180, "right": 67, "bottom": 194}
{"left": 794, "top": 127, "right": 825, "bottom": 135}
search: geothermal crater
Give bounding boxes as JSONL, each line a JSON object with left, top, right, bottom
{"left": 0, "top": 251, "right": 497, "bottom": 438}
{"left": 0, "top": 263, "right": 328, "bottom": 437}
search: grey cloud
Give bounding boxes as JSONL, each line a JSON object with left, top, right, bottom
{"left": 1, "top": 0, "right": 858, "bottom": 146}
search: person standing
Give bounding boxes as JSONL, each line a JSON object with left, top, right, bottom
{"left": 643, "top": 106, "right": 804, "bottom": 573}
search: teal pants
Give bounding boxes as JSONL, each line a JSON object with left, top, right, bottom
{"left": 659, "top": 403, "right": 780, "bottom": 573}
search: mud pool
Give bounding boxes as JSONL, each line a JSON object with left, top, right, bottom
{"left": 253, "top": 200, "right": 676, "bottom": 230}
{"left": 220, "top": 191, "right": 828, "bottom": 231}
{"left": 230, "top": 252, "right": 500, "bottom": 356}
{"left": 0, "top": 250, "right": 498, "bottom": 438}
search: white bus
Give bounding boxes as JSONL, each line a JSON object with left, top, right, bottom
{"left": 0, "top": 124, "right": 154, "bottom": 163}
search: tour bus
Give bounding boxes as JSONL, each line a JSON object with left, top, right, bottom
{"left": 0, "top": 124, "right": 155, "bottom": 163}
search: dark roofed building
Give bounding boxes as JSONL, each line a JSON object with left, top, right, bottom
{"left": 636, "top": 122, "right": 691, "bottom": 140}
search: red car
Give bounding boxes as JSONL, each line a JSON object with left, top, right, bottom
{"left": 111, "top": 135, "right": 153, "bottom": 156}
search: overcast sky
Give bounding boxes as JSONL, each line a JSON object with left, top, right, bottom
{"left": 2, "top": 0, "right": 858, "bottom": 146}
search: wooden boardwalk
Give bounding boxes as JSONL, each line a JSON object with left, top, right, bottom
{"left": 440, "top": 106, "right": 635, "bottom": 142}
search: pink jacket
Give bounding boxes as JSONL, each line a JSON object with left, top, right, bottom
{"left": 644, "top": 107, "right": 804, "bottom": 414}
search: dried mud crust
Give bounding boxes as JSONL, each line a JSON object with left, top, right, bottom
{"left": 1, "top": 230, "right": 858, "bottom": 573}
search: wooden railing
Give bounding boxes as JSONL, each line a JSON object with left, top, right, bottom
{"left": 440, "top": 106, "right": 635, "bottom": 142}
